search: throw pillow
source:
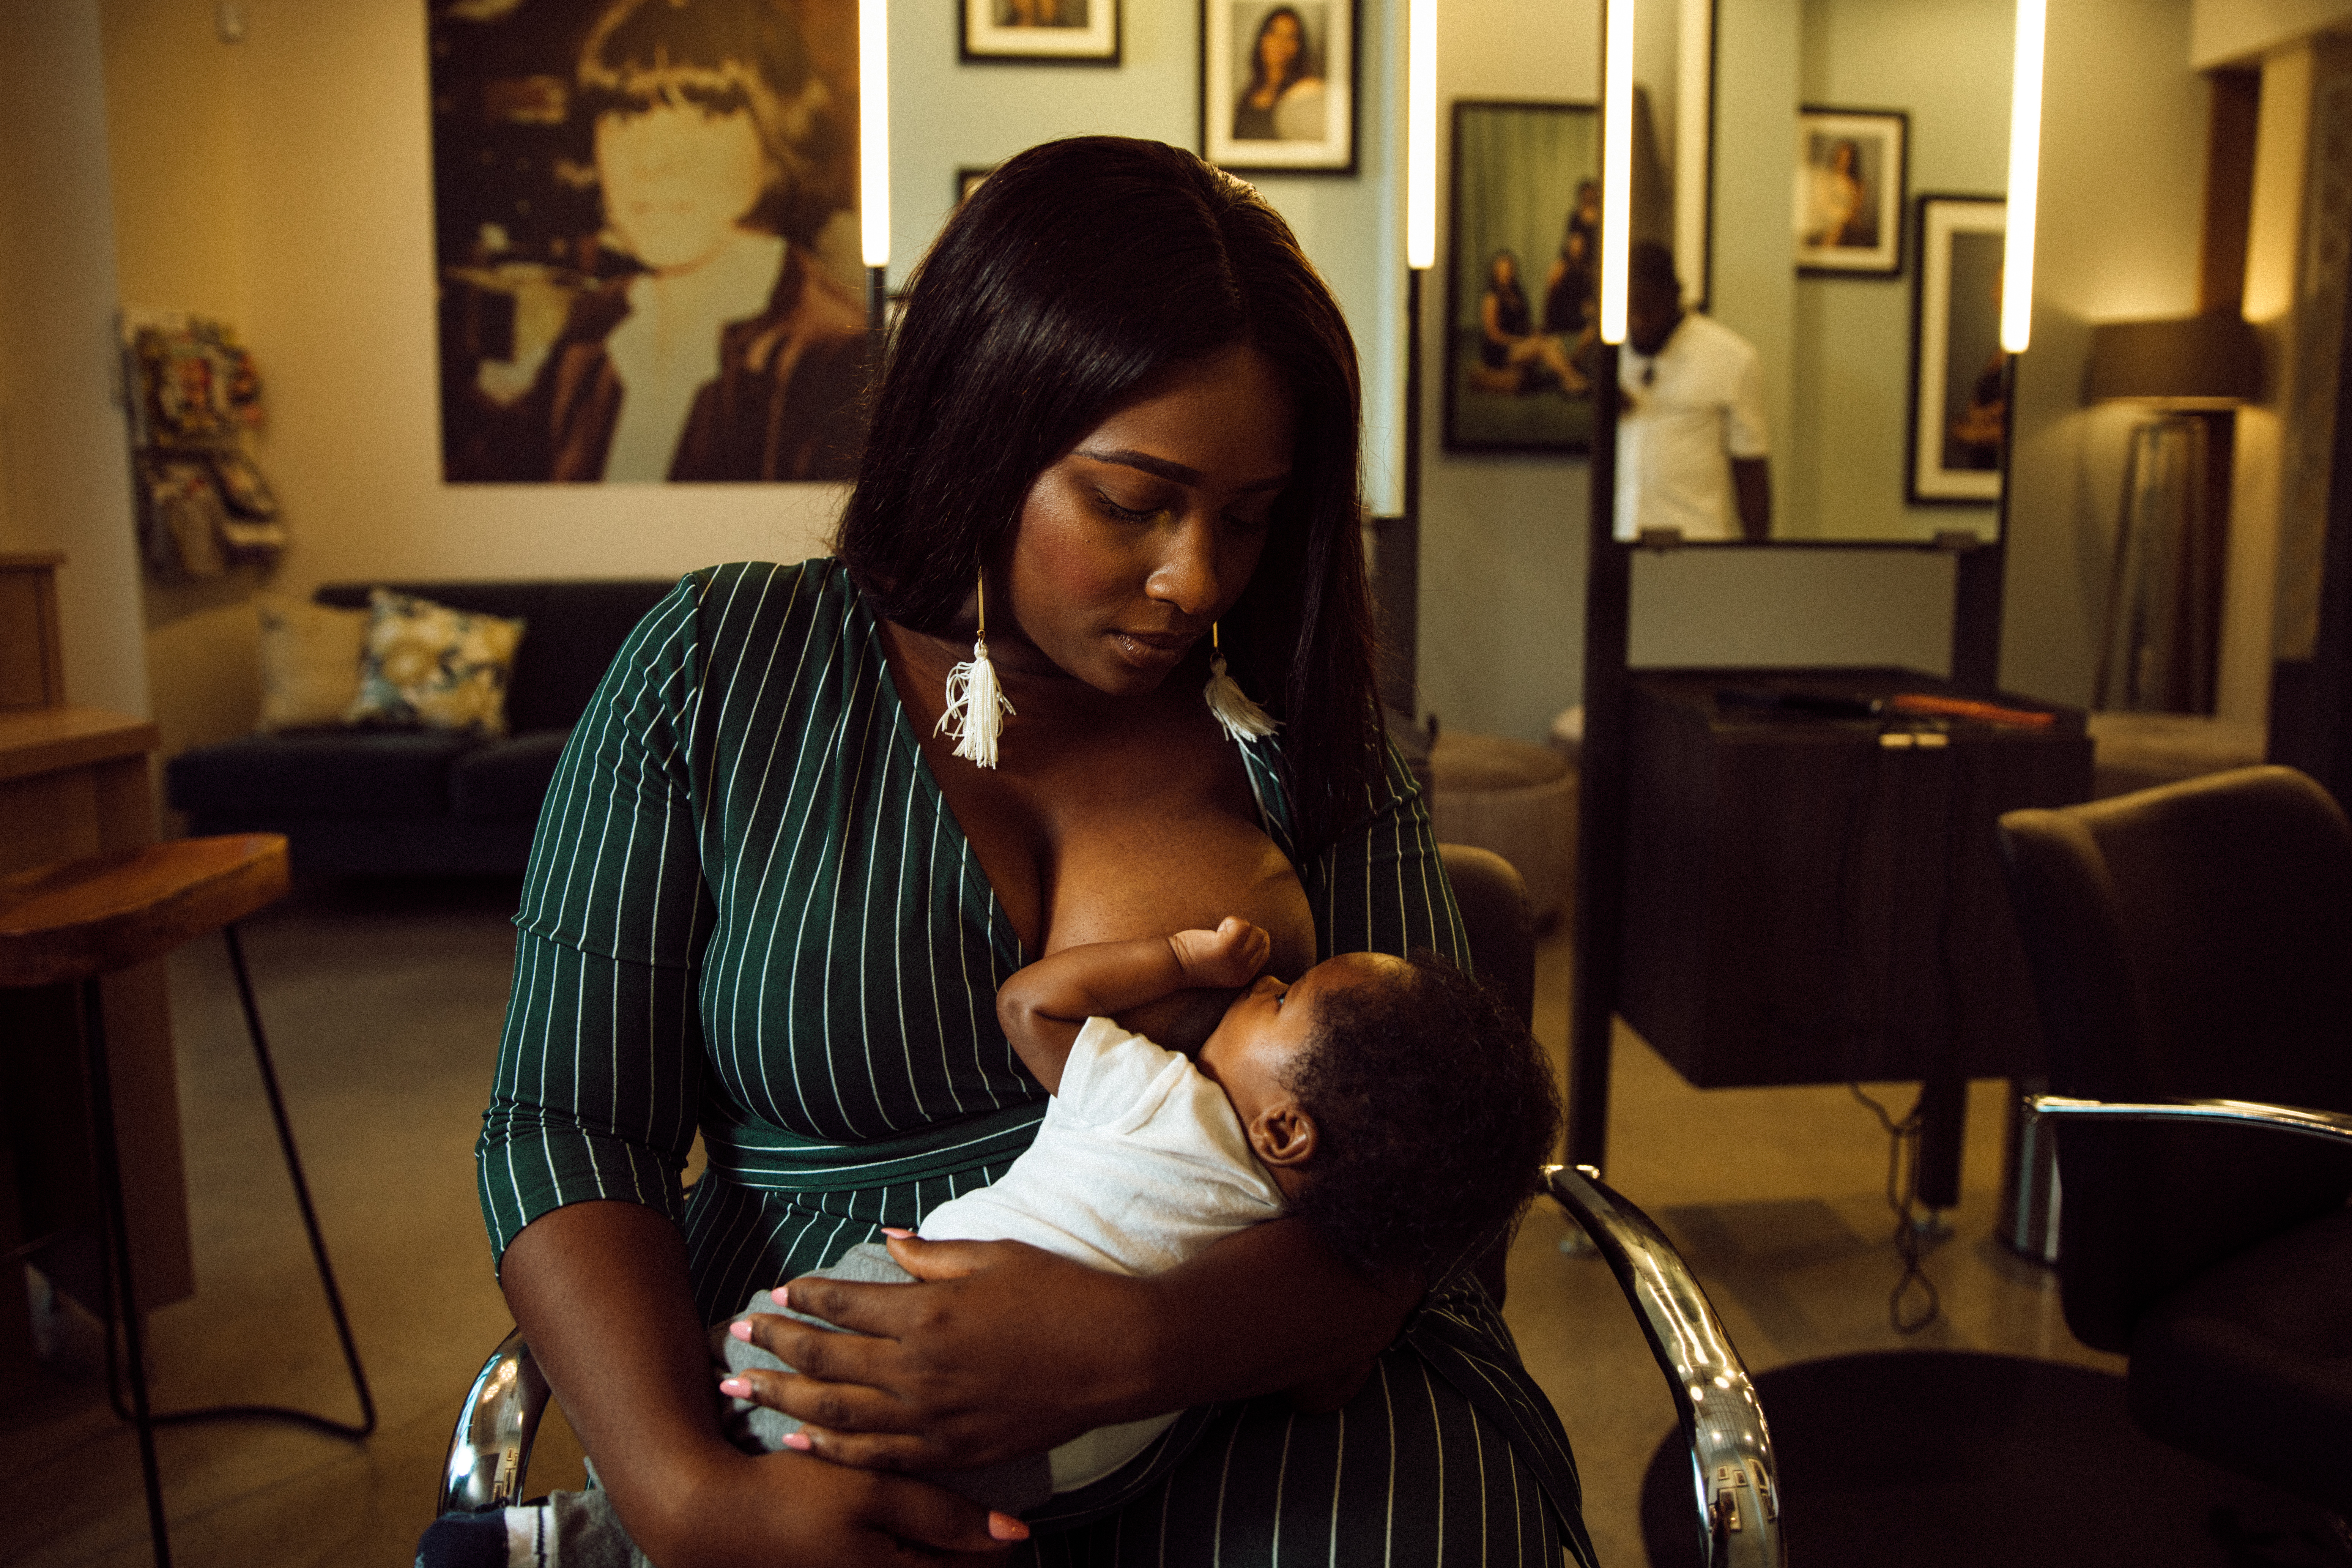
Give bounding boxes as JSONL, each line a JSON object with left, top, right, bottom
{"left": 254, "top": 597, "right": 370, "bottom": 733}
{"left": 346, "top": 589, "right": 526, "bottom": 738}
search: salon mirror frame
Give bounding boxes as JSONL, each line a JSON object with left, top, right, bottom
{"left": 1620, "top": 0, "right": 2024, "bottom": 549}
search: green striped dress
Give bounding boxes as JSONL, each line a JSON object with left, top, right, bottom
{"left": 479, "top": 559, "right": 1597, "bottom": 1565}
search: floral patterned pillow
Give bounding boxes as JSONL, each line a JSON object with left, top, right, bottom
{"left": 345, "top": 589, "right": 526, "bottom": 738}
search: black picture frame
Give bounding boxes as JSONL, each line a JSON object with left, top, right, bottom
{"left": 955, "top": 165, "right": 997, "bottom": 205}
{"left": 1443, "top": 99, "right": 1601, "bottom": 454}
{"left": 1202, "top": 0, "right": 1358, "bottom": 175}
{"left": 959, "top": 0, "right": 1120, "bottom": 64}
{"left": 1906, "top": 194, "right": 2008, "bottom": 505}
{"left": 1795, "top": 106, "right": 1908, "bottom": 277}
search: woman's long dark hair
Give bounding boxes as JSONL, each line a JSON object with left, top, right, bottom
{"left": 836, "top": 136, "right": 1380, "bottom": 853}
{"left": 1244, "top": 6, "right": 1317, "bottom": 99}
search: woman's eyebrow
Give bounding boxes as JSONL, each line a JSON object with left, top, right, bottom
{"left": 1075, "top": 446, "right": 1290, "bottom": 492}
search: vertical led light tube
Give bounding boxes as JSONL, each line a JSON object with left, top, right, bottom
{"left": 1598, "top": 0, "right": 1635, "bottom": 343}
{"left": 1406, "top": 0, "right": 1437, "bottom": 268}
{"left": 859, "top": 0, "right": 890, "bottom": 269}
{"left": 2000, "top": 0, "right": 2045, "bottom": 353}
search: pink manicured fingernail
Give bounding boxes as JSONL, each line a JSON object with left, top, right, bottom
{"left": 880, "top": 1226, "right": 914, "bottom": 1239}
{"left": 781, "top": 1431, "right": 813, "bottom": 1451}
{"left": 718, "top": 1377, "right": 750, "bottom": 1397}
{"left": 729, "top": 1319, "right": 753, "bottom": 1341}
{"left": 989, "top": 1511, "right": 1031, "bottom": 1542}
{"left": 775, "top": 1286, "right": 788, "bottom": 1309}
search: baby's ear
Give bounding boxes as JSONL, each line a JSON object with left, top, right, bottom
{"left": 1250, "top": 1103, "right": 1317, "bottom": 1168}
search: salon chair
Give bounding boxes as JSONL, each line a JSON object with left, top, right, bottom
{"left": 1998, "top": 767, "right": 2352, "bottom": 1534}
{"left": 442, "top": 845, "right": 1783, "bottom": 1567}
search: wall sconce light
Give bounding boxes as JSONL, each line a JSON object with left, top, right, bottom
{"left": 2086, "top": 314, "right": 2262, "bottom": 712}
{"left": 1597, "top": 0, "right": 1634, "bottom": 344}
{"left": 1406, "top": 0, "right": 1436, "bottom": 272}
{"left": 2000, "top": 0, "right": 2045, "bottom": 354}
{"left": 859, "top": 0, "right": 890, "bottom": 329}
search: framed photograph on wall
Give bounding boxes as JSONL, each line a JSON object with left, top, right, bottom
{"left": 1908, "top": 194, "right": 2008, "bottom": 505}
{"left": 1202, "top": 0, "right": 1356, "bottom": 173}
{"left": 425, "top": 0, "right": 867, "bottom": 485}
{"left": 1795, "top": 107, "right": 1907, "bottom": 276}
{"left": 1443, "top": 99, "right": 1600, "bottom": 453}
{"left": 961, "top": 0, "right": 1120, "bottom": 63}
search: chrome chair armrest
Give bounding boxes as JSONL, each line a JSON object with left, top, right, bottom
{"left": 441, "top": 1327, "right": 550, "bottom": 1515}
{"left": 2026, "top": 1095, "right": 2352, "bottom": 1149}
{"left": 1545, "top": 1165, "right": 1784, "bottom": 1568}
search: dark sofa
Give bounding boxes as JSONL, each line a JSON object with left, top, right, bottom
{"left": 167, "top": 578, "right": 676, "bottom": 875}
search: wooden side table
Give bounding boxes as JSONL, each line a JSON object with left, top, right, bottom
{"left": 0, "top": 706, "right": 189, "bottom": 1388}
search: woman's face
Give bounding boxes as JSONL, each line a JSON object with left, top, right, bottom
{"left": 1258, "top": 13, "right": 1301, "bottom": 79}
{"left": 595, "top": 100, "right": 771, "bottom": 272}
{"left": 1003, "top": 344, "right": 1297, "bottom": 699}
{"left": 1491, "top": 254, "right": 1516, "bottom": 287}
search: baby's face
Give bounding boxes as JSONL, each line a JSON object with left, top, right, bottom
{"left": 1196, "top": 951, "right": 1404, "bottom": 1124}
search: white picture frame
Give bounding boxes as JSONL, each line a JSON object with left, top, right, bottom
{"left": 1201, "top": 0, "right": 1356, "bottom": 175}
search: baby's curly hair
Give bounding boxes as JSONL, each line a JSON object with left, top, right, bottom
{"left": 1282, "top": 952, "right": 1562, "bottom": 1283}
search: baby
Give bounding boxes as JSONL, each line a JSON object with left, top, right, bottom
{"left": 714, "top": 916, "right": 1564, "bottom": 1514}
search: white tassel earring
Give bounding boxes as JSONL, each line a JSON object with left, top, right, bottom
{"left": 1203, "top": 623, "right": 1279, "bottom": 743}
{"left": 937, "top": 574, "right": 1014, "bottom": 769}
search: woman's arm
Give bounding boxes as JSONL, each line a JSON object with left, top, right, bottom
{"left": 500, "top": 1202, "right": 1013, "bottom": 1566}
{"left": 1481, "top": 291, "right": 1514, "bottom": 347}
{"left": 727, "top": 1212, "right": 1415, "bottom": 1475}
{"left": 484, "top": 571, "right": 1009, "bottom": 1563}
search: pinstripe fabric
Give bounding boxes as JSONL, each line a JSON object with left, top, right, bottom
{"left": 476, "top": 559, "right": 1596, "bottom": 1565}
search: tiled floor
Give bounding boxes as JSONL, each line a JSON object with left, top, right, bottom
{"left": 2, "top": 878, "right": 2113, "bottom": 1567}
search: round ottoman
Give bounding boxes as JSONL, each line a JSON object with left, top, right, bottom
{"left": 1428, "top": 729, "right": 1578, "bottom": 932}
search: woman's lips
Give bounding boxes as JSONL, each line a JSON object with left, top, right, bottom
{"left": 1111, "top": 630, "right": 1194, "bottom": 669}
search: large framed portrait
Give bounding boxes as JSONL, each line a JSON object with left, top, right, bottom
{"left": 1202, "top": 0, "right": 1356, "bottom": 174}
{"left": 1908, "top": 195, "right": 2009, "bottom": 505}
{"left": 1443, "top": 100, "right": 1600, "bottom": 454}
{"left": 1795, "top": 107, "right": 1907, "bottom": 276}
{"left": 961, "top": 0, "right": 1120, "bottom": 64}
{"left": 428, "top": 0, "right": 868, "bottom": 485}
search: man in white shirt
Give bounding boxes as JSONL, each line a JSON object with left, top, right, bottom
{"left": 1613, "top": 242, "right": 1772, "bottom": 542}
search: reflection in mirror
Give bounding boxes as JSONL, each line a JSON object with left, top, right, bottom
{"left": 1689, "top": 0, "right": 2020, "bottom": 542}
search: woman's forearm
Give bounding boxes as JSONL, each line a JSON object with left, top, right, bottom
{"left": 498, "top": 1201, "right": 1016, "bottom": 1566}
{"left": 738, "top": 1218, "right": 1419, "bottom": 1475}
{"left": 497, "top": 1201, "right": 740, "bottom": 1556}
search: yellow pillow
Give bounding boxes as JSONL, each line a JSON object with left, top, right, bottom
{"left": 345, "top": 589, "right": 526, "bottom": 738}
{"left": 254, "top": 597, "right": 370, "bottom": 733}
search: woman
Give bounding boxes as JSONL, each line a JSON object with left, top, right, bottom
{"left": 1801, "top": 138, "right": 1874, "bottom": 251}
{"left": 462, "top": 0, "right": 867, "bottom": 482}
{"left": 1481, "top": 251, "right": 1579, "bottom": 394}
{"left": 1230, "top": 7, "right": 1323, "bottom": 142}
{"left": 463, "top": 138, "right": 1596, "bottom": 1567}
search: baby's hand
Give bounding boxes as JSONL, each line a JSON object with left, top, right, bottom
{"left": 1168, "top": 917, "right": 1272, "bottom": 991}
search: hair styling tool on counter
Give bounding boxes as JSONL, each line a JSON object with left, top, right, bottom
{"left": 1884, "top": 693, "right": 2054, "bottom": 728}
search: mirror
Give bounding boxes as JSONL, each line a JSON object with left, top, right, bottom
{"left": 1635, "top": 0, "right": 2018, "bottom": 543}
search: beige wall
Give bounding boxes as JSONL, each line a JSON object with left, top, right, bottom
{"left": 0, "top": 2, "right": 148, "bottom": 719}
{"left": 95, "top": 0, "right": 2213, "bottom": 761}
{"left": 1999, "top": 0, "right": 2208, "bottom": 709}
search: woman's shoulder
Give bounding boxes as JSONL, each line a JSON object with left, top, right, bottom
{"left": 661, "top": 558, "right": 870, "bottom": 655}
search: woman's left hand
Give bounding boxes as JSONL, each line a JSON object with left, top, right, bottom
{"left": 727, "top": 1218, "right": 1415, "bottom": 1476}
{"left": 726, "top": 1234, "right": 1158, "bottom": 1474}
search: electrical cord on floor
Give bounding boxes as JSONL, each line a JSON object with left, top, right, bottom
{"left": 1847, "top": 1081, "right": 1944, "bottom": 1333}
